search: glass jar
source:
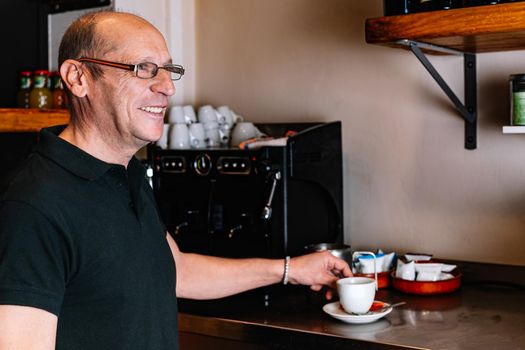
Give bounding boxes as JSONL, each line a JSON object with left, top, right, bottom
{"left": 510, "top": 74, "right": 525, "bottom": 125}
{"left": 29, "top": 70, "right": 52, "bottom": 109}
{"left": 16, "top": 71, "right": 32, "bottom": 108}
{"left": 51, "top": 71, "right": 66, "bottom": 109}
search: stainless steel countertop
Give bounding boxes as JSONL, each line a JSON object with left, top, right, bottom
{"left": 178, "top": 282, "right": 525, "bottom": 350}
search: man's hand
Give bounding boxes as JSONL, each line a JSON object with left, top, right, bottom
{"left": 287, "top": 251, "right": 352, "bottom": 299}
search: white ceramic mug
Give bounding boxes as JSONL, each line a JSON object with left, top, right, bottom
{"left": 168, "top": 106, "right": 185, "bottom": 124}
{"left": 169, "top": 123, "right": 190, "bottom": 149}
{"left": 198, "top": 105, "right": 219, "bottom": 124}
{"left": 183, "top": 105, "right": 197, "bottom": 124}
{"left": 189, "top": 123, "right": 206, "bottom": 149}
{"left": 203, "top": 121, "right": 220, "bottom": 131}
{"left": 337, "top": 277, "right": 376, "bottom": 315}
{"left": 156, "top": 123, "right": 170, "bottom": 149}
{"left": 230, "top": 122, "right": 258, "bottom": 147}
{"left": 218, "top": 124, "right": 231, "bottom": 147}
{"left": 205, "top": 128, "right": 220, "bottom": 148}
{"left": 217, "top": 105, "right": 235, "bottom": 127}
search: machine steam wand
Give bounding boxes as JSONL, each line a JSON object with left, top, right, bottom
{"left": 261, "top": 171, "right": 281, "bottom": 221}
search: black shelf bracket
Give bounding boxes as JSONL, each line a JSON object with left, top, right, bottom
{"left": 398, "top": 40, "right": 477, "bottom": 150}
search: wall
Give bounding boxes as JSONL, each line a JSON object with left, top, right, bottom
{"left": 194, "top": 0, "right": 525, "bottom": 265}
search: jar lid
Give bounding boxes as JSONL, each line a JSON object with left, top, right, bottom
{"left": 20, "top": 71, "right": 31, "bottom": 76}
{"left": 34, "top": 70, "right": 50, "bottom": 75}
{"left": 509, "top": 74, "right": 525, "bottom": 81}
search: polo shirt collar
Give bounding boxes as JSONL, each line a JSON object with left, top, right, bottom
{"left": 36, "top": 125, "right": 144, "bottom": 181}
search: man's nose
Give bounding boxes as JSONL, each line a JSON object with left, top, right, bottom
{"left": 151, "top": 70, "right": 176, "bottom": 96}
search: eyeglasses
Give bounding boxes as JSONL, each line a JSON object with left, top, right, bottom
{"left": 77, "top": 57, "right": 185, "bottom": 81}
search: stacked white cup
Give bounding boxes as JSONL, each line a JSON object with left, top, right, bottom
{"left": 162, "top": 104, "right": 243, "bottom": 149}
{"left": 166, "top": 106, "right": 189, "bottom": 149}
{"left": 168, "top": 123, "right": 190, "bottom": 149}
{"left": 163, "top": 105, "right": 207, "bottom": 149}
{"left": 230, "top": 122, "right": 260, "bottom": 147}
{"left": 198, "top": 105, "right": 222, "bottom": 148}
{"left": 182, "top": 105, "right": 197, "bottom": 124}
{"left": 156, "top": 123, "right": 171, "bottom": 149}
{"left": 217, "top": 105, "right": 236, "bottom": 148}
{"left": 189, "top": 123, "right": 206, "bottom": 149}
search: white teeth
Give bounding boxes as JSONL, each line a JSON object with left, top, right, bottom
{"left": 140, "top": 106, "right": 165, "bottom": 114}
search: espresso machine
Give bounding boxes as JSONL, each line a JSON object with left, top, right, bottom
{"left": 148, "top": 121, "right": 343, "bottom": 307}
{"left": 149, "top": 121, "right": 343, "bottom": 257}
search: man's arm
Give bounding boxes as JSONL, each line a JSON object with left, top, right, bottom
{"left": 0, "top": 305, "right": 57, "bottom": 350}
{"left": 166, "top": 234, "right": 351, "bottom": 300}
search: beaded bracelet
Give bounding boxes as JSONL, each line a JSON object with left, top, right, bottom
{"left": 283, "top": 256, "right": 290, "bottom": 285}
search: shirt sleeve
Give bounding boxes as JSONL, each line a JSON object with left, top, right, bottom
{"left": 0, "top": 200, "right": 68, "bottom": 316}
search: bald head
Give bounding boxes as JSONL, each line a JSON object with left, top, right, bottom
{"left": 58, "top": 11, "right": 160, "bottom": 79}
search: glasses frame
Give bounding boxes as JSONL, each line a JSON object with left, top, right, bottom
{"left": 77, "top": 57, "right": 185, "bottom": 81}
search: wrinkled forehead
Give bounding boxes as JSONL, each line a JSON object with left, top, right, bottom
{"left": 94, "top": 14, "right": 170, "bottom": 62}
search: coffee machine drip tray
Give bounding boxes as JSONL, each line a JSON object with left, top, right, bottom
{"left": 148, "top": 121, "right": 344, "bottom": 259}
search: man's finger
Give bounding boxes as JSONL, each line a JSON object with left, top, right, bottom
{"left": 310, "top": 284, "right": 323, "bottom": 292}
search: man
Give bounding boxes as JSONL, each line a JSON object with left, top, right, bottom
{"left": 0, "top": 11, "right": 351, "bottom": 349}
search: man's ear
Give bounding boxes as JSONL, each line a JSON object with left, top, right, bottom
{"left": 60, "top": 59, "right": 89, "bottom": 98}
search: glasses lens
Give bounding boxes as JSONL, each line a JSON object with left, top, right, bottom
{"left": 136, "top": 62, "right": 158, "bottom": 79}
{"left": 164, "top": 64, "right": 185, "bottom": 81}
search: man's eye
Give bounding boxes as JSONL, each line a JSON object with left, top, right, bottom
{"left": 137, "top": 63, "right": 149, "bottom": 71}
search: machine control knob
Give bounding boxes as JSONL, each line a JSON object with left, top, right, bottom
{"left": 194, "top": 153, "right": 212, "bottom": 176}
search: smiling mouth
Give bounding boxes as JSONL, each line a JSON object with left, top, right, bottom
{"left": 139, "top": 106, "right": 166, "bottom": 115}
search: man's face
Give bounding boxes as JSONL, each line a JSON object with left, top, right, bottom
{"left": 88, "top": 16, "right": 175, "bottom": 151}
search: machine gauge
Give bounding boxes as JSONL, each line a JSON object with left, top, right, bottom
{"left": 194, "top": 153, "right": 212, "bottom": 176}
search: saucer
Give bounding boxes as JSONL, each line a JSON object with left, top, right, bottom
{"left": 323, "top": 301, "right": 393, "bottom": 324}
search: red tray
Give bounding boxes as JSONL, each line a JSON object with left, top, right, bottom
{"left": 391, "top": 268, "right": 461, "bottom": 295}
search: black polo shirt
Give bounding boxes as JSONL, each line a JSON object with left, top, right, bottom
{"left": 0, "top": 126, "right": 179, "bottom": 349}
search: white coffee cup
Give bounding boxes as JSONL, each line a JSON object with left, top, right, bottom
{"left": 205, "top": 128, "right": 220, "bottom": 148}
{"left": 198, "top": 105, "right": 219, "bottom": 124}
{"left": 218, "top": 124, "right": 231, "bottom": 147}
{"left": 169, "top": 123, "right": 190, "bottom": 149}
{"left": 203, "top": 121, "right": 220, "bottom": 131}
{"left": 168, "top": 106, "right": 185, "bottom": 124}
{"left": 217, "top": 105, "right": 235, "bottom": 127}
{"left": 230, "top": 122, "right": 259, "bottom": 147}
{"left": 156, "top": 123, "right": 170, "bottom": 149}
{"left": 233, "top": 112, "right": 244, "bottom": 124}
{"left": 337, "top": 277, "right": 376, "bottom": 315}
{"left": 183, "top": 105, "right": 197, "bottom": 124}
{"left": 189, "top": 123, "right": 206, "bottom": 149}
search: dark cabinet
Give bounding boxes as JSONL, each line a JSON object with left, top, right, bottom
{"left": 0, "top": 0, "right": 48, "bottom": 108}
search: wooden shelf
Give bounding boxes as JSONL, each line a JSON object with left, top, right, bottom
{"left": 366, "top": 3, "right": 525, "bottom": 54}
{"left": 0, "top": 108, "right": 69, "bottom": 132}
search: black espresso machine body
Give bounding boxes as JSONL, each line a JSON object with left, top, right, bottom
{"left": 148, "top": 121, "right": 343, "bottom": 260}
